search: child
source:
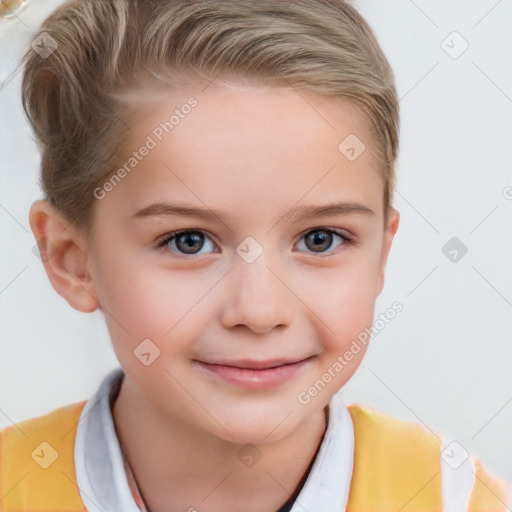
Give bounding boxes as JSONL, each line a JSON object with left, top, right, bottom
{"left": 0, "top": 0, "right": 509, "bottom": 510}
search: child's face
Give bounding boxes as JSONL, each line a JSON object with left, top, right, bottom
{"left": 85, "top": 81, "right": 399, "bottom": 442}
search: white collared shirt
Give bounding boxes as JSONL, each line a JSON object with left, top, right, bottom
{"left": 74, "top": 368, "right": 355, "bottom": 512}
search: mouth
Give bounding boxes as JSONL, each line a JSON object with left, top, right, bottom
{"left": 194, "top": 356, "right": 315, "bottom": 390}
{"left": 200, "top": 358, "right": 310, "bottom": 370}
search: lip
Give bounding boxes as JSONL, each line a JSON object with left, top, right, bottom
{"left": 194, "top": 357, "right": 314, "bottom": 390}
{"left": 202, "top": 358, "right": 308, "bottom": 370}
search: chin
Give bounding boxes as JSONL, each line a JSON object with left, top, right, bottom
{"left": 203, "top": 397, "right": 321, "bottom": 446}
{"left": 210, "top": 421, "right": 293, "bottom": 446}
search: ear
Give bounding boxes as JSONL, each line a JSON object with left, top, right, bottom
{"left": 375, "top": 207, "right": 400, "bottom": 297}
{"left": 29, "top": 199, "right": 99, "bottom": 313}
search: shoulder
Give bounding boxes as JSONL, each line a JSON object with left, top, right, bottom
{"left": 347, "top": 402, "right": 441, "bottom": 452}
{"left": 0, "top": 401, "right": 88, "bottom": 511}
{"left": 346, "top": 403, "right": 442, "bottom": 510}
{"left": 345, "top": 403, "right": 510, "bottom": 512}
{"left": 0, "top": 400, "right": 87, "bottom": 455}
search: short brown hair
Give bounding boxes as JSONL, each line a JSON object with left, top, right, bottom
{"left": 22, "top": 0, "right": 399, "bottom": 234}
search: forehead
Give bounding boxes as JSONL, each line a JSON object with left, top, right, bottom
{"left": 99, "top": 81, "right": 384, "bottom": 225}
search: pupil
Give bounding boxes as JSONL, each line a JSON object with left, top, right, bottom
{"left": 306, "top": 231, "right": 332, "bottom": 252}
{"left": 177, "top": 232, "right": 204, "bottom": 254}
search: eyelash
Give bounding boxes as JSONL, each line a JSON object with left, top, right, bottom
{"left": 155, "top": 227, "right": 354, "bottom": 257}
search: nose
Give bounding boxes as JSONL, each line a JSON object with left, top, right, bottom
{"left": 220, "top": 251, "right": 294, "bottom": 334}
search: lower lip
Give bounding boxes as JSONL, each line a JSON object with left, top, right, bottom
{"left": 195, "top": 358, "right": 313, "bottom": 390}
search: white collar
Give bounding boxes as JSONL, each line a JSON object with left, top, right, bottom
{"left": 74, "top": 368, "right": 354, "bottom": 512}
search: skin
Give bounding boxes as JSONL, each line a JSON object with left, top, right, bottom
{"left": 29, "top": 80, "right": 399, "bottom": 512}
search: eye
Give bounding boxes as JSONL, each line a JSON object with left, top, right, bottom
{"left": 156, "top": 230, "right": 217, "bottom": 256}
{"left": 296, "top": 228, "right": 351, "bottom": 255}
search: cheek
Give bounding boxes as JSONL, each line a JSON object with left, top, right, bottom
{"left": 90, "top": 249, "right": 217, "bottom": 358}
{"left": 304, "top": 254, "right": 380, "bottom": 352}
{"left": 307, "top": 275, "right": 376, "bottom": 392}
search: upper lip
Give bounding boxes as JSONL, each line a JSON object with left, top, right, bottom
{"left": 198, "top": 357, "right": 311, "bottom": 370}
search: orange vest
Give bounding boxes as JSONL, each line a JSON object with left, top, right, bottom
{"left": 0, "top": 400, "right": 509, "bottom": 511}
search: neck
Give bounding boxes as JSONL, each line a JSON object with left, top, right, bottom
{"left": 112, "top": 375, "right": 328, "bottom": 512}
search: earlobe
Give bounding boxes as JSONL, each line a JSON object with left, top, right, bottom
{"left": 376, "top": 207, "right": 400, "bottom": 296}
{"left": 29, "top": 199, "right": 99, "bottom": 313}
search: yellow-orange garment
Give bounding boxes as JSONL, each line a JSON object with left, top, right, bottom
{"left": 0, "top": 371, "right": 509, "bottom": 511}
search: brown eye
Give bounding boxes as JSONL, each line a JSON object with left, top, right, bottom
{"left": 157, "top": 230, "right": 216, "bottom": 256}
{"left": 304, "top": 230, "right": 333, "bottom": 252}
{"left": 175, "top": 231, "right": 205, "bottom": 254}
{"left": 296, "top": 228, "right": 350, "bottom": 254}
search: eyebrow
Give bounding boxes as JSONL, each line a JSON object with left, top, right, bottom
{"left": 131, "top": 200, "right": 375, "bottom": 225}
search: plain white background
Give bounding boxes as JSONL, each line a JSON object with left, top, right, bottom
{"left": 1, "top": 0, "right": 511, "bottom": 483}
